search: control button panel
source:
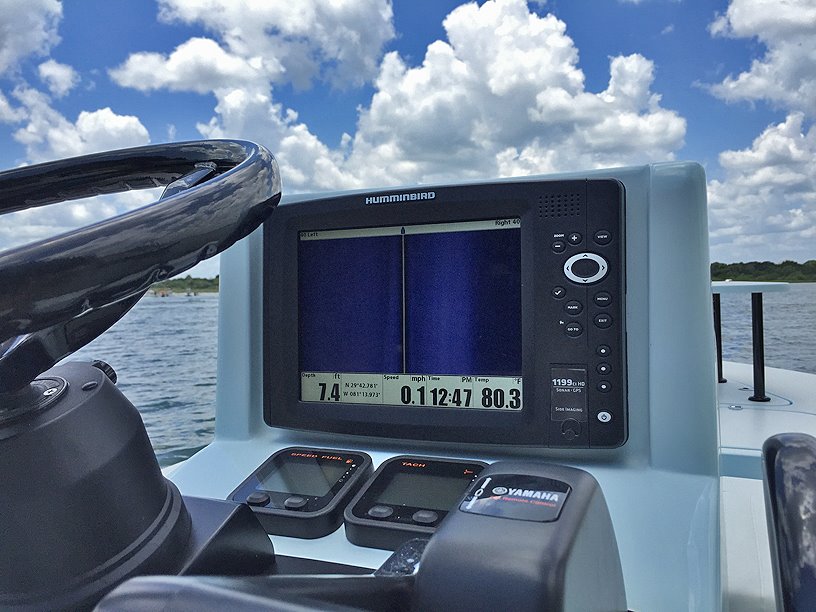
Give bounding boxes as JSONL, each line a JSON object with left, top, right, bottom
{"left": 541, "top": 179, "right": 625, "bottom": 448}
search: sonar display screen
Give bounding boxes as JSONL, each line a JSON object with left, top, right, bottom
{"left": 297, "top": 218, "right": 522, "bottom": 410}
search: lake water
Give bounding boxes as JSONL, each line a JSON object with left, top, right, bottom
{"left": 717, "top": 282, "right": 816, "bottom": 376}
{"left": 68, "top": 283, "right": 816, "bottom": 466}
{"left": 70, "top": 293, "right": 219, "bottom": 467}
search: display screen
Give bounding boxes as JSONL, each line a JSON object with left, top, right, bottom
{"left": 257, "top": 459, "right": 348, "bottom": 497}
{"left": 298, "top": 218, "right": 522, "bottom": 410}
{"left": 376, "top": 472, "right": 472, "bottom": 511}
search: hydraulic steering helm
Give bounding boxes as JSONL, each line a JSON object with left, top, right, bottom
{"left": 0, "top": 141, "right": 281, "bottom": 610}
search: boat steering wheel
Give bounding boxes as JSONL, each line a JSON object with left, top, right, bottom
{"left": 0, "top": 140, "right": 281, "bottom": 394}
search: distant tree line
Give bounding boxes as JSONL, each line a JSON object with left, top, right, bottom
{"left": 711, "top": 261, "right": 816, "bottom": 282}
{"left": 152, "top": 274, "right": 219, "bottom": 292}
{"left": 149, "top": 263, "right": 815, "bottom": 291}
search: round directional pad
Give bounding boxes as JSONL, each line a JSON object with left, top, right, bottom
{"left": 563, "top": 252, "right": 608, "bottom": 284}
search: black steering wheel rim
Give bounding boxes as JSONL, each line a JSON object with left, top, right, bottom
{"left": 0, "top": 139, "right": 280, "bottom": 341}
{"left": 0, "top": 140, "right": 280, "bottom": 393}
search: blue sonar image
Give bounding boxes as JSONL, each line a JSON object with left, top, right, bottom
{"left": 298, "top": 220, "right": 521, "bottom": 377}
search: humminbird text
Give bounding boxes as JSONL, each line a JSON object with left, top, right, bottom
{"left": 365, "top": 191, "right": 436, "bottom": 204}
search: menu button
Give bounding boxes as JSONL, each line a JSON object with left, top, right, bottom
{"left": 594, "top": 291, "right": 612, "bottom": 307}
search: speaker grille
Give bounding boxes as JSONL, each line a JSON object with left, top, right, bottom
{"left": 539, "top": 193, "right": 583, "bottom": 218}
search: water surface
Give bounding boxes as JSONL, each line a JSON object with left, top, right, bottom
{"left": 67, "top": 283, "right": 816, "bottom": 466}
{"left": 70, "top": 293, "right": 218, "bottom": 466}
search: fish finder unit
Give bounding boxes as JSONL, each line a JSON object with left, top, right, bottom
{"left": 229, "top": 447, "right": 372, "bottom": 538}
{"left": 344, "top": 456, "right": 487, "bottom": 550}
{"left": 264, "top": 178, "right": 626, "bottom": 447}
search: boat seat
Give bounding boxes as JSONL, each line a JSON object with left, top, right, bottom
{"left": 762, "top": 433, "right": 816, "bottom": 611}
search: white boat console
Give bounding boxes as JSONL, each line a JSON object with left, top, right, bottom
{"left": 168, "top": 161, "right": 724, "bottom": 610}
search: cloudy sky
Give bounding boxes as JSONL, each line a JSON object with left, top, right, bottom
{"left": 0, "top": 0, "right": 814, "bottom": 277}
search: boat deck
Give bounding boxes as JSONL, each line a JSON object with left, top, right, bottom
{"left": 718, "top": 360, "right": 816, "bottom": 611}
{"left": 719, "top": 360, "right": 816, "bottom": 478}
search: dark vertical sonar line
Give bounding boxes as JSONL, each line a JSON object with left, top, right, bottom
{"left": 401, "top": 227, "right": 407, "bottom": 374}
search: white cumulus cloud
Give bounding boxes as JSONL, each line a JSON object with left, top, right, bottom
{"left": 0, "top": 90, "right": 24, "bottom": 122}
{"left": 110, "top": 37, "right": 267, "bottom": 94}
{"left": 0, "top": 0, "right": 62, "bottom": 75}
{"left": 11, "top": 87, "right": 150, "bottom": 163}
{"left": 155, "top": 0, "right": 395, "bottom": 89}
{"left": 708, "top": 113, "right": 816, "bottom": 262}
{"left": 709, "top": 0, "right": 816, "bottom": 115}
{"left": 707, "top": 0, "right": 816, "bottom": 262}
{"left": 38, "top": 59, "right": 79, "bottom": 97}
{"left": 344, "top": 0, "right": 684, "bottom": 184}
{"left": 174, "top": 0, "right": 686, "bottom": 191}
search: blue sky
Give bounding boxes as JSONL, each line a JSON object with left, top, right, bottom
{"left": 1, "top": 0, "right": 814, "bottom": 277}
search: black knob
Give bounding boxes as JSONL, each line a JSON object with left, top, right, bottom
{"left": 91, "top": 360, "right": 117, "bottom": 384}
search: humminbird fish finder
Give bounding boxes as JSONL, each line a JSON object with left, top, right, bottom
{"left": 264, "top": 179, "right": 626, "bottom": 447}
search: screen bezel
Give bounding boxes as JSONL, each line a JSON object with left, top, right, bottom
{"left": 263, "top": 179, "right": 626, "bottom": 446}
{"left": 264, "top": 183, "right": 539, "bottom": 444}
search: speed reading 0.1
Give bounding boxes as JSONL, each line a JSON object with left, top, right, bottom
{"left": 301, "top": 372, "right": 523, "bottom": 411}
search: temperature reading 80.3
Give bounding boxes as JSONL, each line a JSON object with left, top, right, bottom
{"left": 302, "top": 372, "right": 522, "bottom": 411}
